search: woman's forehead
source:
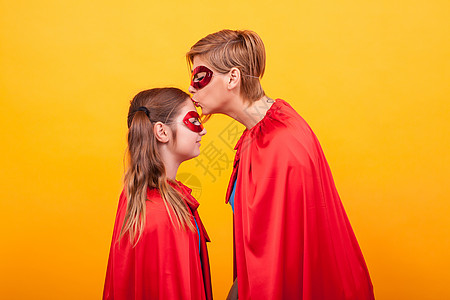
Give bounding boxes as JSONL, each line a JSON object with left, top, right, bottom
{"left": 192, "top": 55, "right": 210, "bottom": 68}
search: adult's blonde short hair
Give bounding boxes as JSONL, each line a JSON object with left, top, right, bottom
{"left": 187, "top": 29, "right": 266, "bottom": 102}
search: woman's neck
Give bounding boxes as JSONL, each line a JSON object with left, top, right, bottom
{"left": 229, "top": 95, "right": 275, "bottom": 129}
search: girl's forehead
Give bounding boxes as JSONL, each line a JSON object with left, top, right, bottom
{"left": 176, "top": 100, "right": 196, "bottom": 117}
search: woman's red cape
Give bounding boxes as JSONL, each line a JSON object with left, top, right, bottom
{"left": 226, "top": 99, "right": 374, "bottom": 299}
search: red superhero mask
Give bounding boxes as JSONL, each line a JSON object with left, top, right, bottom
{"left": 183, "top": 111, "right": 204, "bottom": 132}
{"left": 191, "top": 66, "right": 213, "bottom": 90}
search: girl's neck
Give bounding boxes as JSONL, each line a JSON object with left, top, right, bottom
{"left": 159, "top": 147, "right": 180, "bottom": 180}
{"left": 165, "top": 162, "right": 179, "bottom": 181}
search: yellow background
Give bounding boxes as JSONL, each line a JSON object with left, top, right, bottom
{"left": 1, "top": 0, "right": 449, "bottom": 299}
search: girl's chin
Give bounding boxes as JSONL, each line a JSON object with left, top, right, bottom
{"left": 180, "top": 154, "right": 198, "bottom": 164}
{"left": 187, "top": 150, "right": 201, "bottom": 160}
{"left": 193, "top": 149, "right": 201, "bottom": 157}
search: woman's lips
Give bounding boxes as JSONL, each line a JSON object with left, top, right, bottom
{"left": 190, "top": 98, "right": 200, "bottom": 107}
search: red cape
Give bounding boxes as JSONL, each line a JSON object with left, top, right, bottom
{"left": 226, "top": 99, "right": 374, "bottom": 299}
{"left": 103, "top": 182, "right": 212, "bottom": 300}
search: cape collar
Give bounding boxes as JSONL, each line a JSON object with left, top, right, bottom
{"left": 172, "top": 180, "right": 200, "bottom": 211}
{"left": 234, "top": 99, "right": 285, "bottom": 151}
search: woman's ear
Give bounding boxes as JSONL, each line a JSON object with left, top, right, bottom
{"left": 227, "top": 67, "right": 241, "bottom": 90}
{"left": 153, "top": 122, "right": 170, "bottom": 143}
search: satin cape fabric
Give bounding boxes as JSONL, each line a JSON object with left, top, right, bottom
{"left": 225, "top": 99, "right": 374, "bottom": 299}
{"left": 103, "top": 182, "right": 212, "bottom": 300}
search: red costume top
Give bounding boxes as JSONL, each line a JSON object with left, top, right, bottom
{"left": 226, "top": 99, "right": 374, "bottom": 299}
{"left": 103, "top": 182, "right": 212, "bottom": 300}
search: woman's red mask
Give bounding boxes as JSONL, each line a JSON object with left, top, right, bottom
{"left": 182, "top": 111, "right": 204, "bottom": 132}
{"left": 190, "top": 66, "right": 213, "bottom": 90}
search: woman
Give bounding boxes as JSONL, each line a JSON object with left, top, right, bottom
{"left": 103, "top": 88, "right": 212, "bottom": 300}
{"left": 187, "top": 30, "right": 374, "bottom": 300}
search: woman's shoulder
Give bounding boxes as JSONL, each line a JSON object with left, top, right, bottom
{"left": 271, "top": 99, "right": 311, "bottom": 129}
{"left": 240, "top": 99, "right": 321, "bottom": 165}
{"left": 249, "top": 99, "right": 314, "bottom": 142}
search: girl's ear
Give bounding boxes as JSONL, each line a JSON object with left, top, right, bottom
{"left": 227, "top": 67, "right": 241, "bottom": 90}
{"left": 153, "top": 122, "right": 170, "bottom": 143}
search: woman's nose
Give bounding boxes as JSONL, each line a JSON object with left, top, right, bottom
{"left": 200, "top": 127, "right": 207, "bottom": 136}
{"left": 188, "top": 85, "right": 196, "bottom": 94}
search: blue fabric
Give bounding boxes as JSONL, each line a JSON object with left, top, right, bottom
{"left": 193, "top": 217, "right": 201, "bottom": 254}
{"left": 229, "top": 179, "right": 237, "bottom": 213}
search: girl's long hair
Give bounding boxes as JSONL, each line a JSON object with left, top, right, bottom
{"left": 120, "top": 88, "right": 195, "bottom": 246}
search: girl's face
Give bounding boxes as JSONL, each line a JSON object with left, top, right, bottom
{"left": 188, "top": 56, "right": 229, "bottom": 115}
{"left": 169, "top": 98, "right": 207, "bottom": 162}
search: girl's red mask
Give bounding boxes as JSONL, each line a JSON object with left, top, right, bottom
{"left": 183, "top": 111, "right": 204, "bottom": 132}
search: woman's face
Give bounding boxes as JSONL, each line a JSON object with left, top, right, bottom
{"left": 169, "top": 98, "right": 207, "bottom": 162}
{"left": 188, "top": 56, "right": 229, "bottom": 115}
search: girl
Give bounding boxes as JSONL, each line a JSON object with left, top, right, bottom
{"left": 103, "top": 88, "right": 212, "bottom": 300}
{"left": 187, "top": 30, "right": 374, "bottom": 300}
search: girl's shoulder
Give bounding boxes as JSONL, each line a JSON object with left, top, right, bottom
{"left": 144, "top": 184, "right": 197, "bottom": 232}
{"left": 144, "top": 187, "right": 172, "bottom": 222}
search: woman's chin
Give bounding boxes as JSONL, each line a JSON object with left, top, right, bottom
{"left": 200, "top": 107, "right": 209, "bottom": 115}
